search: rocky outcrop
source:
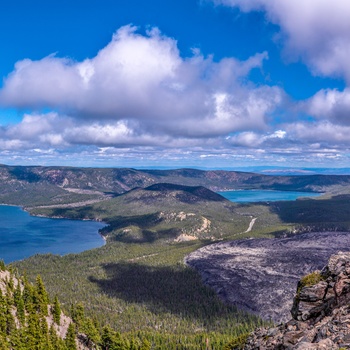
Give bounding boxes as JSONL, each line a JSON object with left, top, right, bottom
{"left": 242, "top": 252, "right": 350, "bottom": 349}
{"left": 0, "top": 267, "right": 90, "bottom": 349}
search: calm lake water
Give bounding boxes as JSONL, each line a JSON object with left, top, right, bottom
{"left": 0, "top": 190, "right": 321, "bottom": 263}
{"left": 218, "top": 190, "right": 322, "bottom": 203}
{"left": 0, "top": 205, "right": 105, "bottom": 263}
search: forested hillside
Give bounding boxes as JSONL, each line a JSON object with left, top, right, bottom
{"left": 0, "top": 260, "right": 81, "bottom": 349}
{"left": 12, "top": 242, "right": 269, "bottom": 349}
{"left": 2, "top": 164, "right": 350, "bottom": 208}
{"left": 0, "top": 260, "right": 161, "bottom": 349}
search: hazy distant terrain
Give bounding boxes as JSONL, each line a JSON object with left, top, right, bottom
{"left": 3, "top": 164, "right": 350, "bottom": 208}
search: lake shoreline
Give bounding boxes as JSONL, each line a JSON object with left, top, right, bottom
{"left": 0, "top": 204, "right": 106, "bottom": 264}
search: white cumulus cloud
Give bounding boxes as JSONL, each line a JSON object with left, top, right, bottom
{"left": 214, "top": 0, "right": 350, "bottom": 82}
{"left": 287, "top": 121, "right": 350, "bottom": 144}
{"left": 0, "top": 25, "right": 282, "bottom": 140}
{"left": 306, "top": 88, "right": 350, "bottom": 125}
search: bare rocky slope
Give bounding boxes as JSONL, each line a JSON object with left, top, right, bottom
{"left": 185, "top": 231, "right": 350, "bottom": 324}
{"left": 241, "top": 252, "right": 350, "bottom": 349}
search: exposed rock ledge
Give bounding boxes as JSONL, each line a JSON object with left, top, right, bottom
{"left": 243, "top": 252, "right": 350, "bottom": 349}
{"left": 185, "top": 231, "right": 350, "bottom": 323}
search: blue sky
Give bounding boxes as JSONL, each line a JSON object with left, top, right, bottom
{"left": 1, "top": 0, "right": 350, "bottom": 168}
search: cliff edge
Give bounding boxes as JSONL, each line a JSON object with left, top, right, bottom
{"left": 240, "top": 252, "right": 350, "bottom": 349}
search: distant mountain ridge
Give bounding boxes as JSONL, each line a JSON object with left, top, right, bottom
{"left": 143, "top": 183, "right": 228, "bottom": 202}
{"left": 2, "top": 164, "right": 350, "bottom": 204}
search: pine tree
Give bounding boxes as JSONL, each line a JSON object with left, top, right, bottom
{"left": 5, "top": 309, "right": 16, "bottom": 336}
{"left": 0, "top": 289, "right": 7, "bottom": 335}
{"left": 65, "top": 323, "right": 77, "bottom": 350}
{"left": 0, "top": 334, "right": 9, "bottom": 349}
{"left": 71, "top": 303, "right": 85, "bottom": 330}
{"left": 114, "top": 332, "right": 129, "bottom": 350}
{"left": 13, "top": 282, "right": 21, "bottom": 306}
{"left": 140, "top": 338, "right": 151, "bottom": 350}
{"left": 35, "top": 275, "right": 49, "bottom": 303}
{"left": 13, "top": 282, "right": 25, "bottom": 325}
{"left": 0, "top": 259, "right": 5, "bottom": 271}
{"left": 40, "top": 317, "right": 51, "bottom": 349}
{"left": 8, "top": 328, "right": 25, "bottom": 350}
{"left": 100, "top": 326, "right": 128, "bottom": 350}
{"left": 35, "top": 275, "right": 49, "bottom": 316}
{"left": 49, "top": 323, "right": 66, "bottom": 350}
{"left": 7, "top": 276, "right": 14, "bottom": 292}
{"left": 25, "top": 312, "right": 41, "bottom": 348}
{"left": 81, "top": 316, "right": 101, "bottom": 347}
{"left": 5, "top": 284, "right": 13, "bottom": 306}
{"left": 16, "top": 297, "right": 25, "bottom": 325}
{"left": 129, "top": 337, "right": 140, "bottom": 350}
{"left": 101, "top": 325, "right": 115, "bottom": 349}
{"left": 23, "top": 278, "right": 35, "bottom": 314}
{"left": 52, "top": 295, "right": 61, "bottom": 325}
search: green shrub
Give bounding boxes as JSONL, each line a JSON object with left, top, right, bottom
{"left": 297, "top": 271, "right": 325, "bottom": 295}
{"left": 224, "top": 332, "right": 249, "bottom": 350}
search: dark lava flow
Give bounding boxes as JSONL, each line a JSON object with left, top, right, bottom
{"left": 185, "top": 231, "right": 350, "bottom": 323}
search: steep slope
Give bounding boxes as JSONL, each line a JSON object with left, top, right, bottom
{"left": 234, "top": 252, "right": 350, "bottom": 349}
{"left": 0, "top": 262, "right": 153, "bottom": 349}
{"left": 0, "top": 263, "right": 87, "bottom": 349}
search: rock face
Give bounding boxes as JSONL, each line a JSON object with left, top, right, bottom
{"left": 185, "top": 231, "right": 350, "bottom": 323}
{"left": 243, "top": 252, "right": 350, "bottom": 349}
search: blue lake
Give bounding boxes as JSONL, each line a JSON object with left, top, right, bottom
{"left": 218, "top": 190, "right": 322, "bottom": 203}
{"left": 0, "top": 205, "right": 105, "bottom": 263}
